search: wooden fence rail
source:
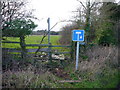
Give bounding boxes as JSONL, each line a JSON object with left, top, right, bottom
{"left": 2, "top": 41, "right": 20, "bottom": 43}
{"left": 25, "top": 44, "right": 49, "bottom": 47}
{"left": 2, "top": 41, "right": 74, "bottom": 61}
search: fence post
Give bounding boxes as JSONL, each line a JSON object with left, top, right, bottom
{"left": 20, "top": 36, "right": 27, "bottom": 59}
{"left": 71, "top": 41, "right": 75, "bottom": 61}
{"left": 48, "top": 43, "right": 52, "bottom": 62}
{"left": 0, "top": 2, "right": 2, "bottom": 89}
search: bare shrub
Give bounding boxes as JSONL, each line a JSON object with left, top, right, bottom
{"left": 2, "top": 64, "right": 59, "bottom": 88}
{"left": 79, "top": 46, "right": 118, "bottom": 71}
{"left": 78, "top": 45, "right": 118, "bottom": 80}
{"left": 59, "top": 23, "right": 79, "bottom": 45}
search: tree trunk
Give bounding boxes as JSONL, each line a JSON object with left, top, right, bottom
{"left": 20, "top": 36, "right": 27, "bottom": 59}
{"left": 84, "top": 2, "right": 91, "bottom": 44}
{"left": 0, "top": 1, "right": 2, "bottom": 89}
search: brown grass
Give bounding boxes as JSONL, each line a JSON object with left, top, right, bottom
{"left": 79, "top": 46, "right": 118, "bottom": 70}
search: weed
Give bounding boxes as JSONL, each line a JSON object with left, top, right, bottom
{"left": 80, "top": 55, "right": 88, "bottom": 60}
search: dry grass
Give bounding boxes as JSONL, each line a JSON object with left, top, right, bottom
{"left": 78, "top": 45, "right": 118, "bottom": 81}
{"left": 79, "top": 46, "right": 118, "bottom": 70}
{"left": 2, "top": 45, "right": 119, "bottom": 88}
{"left": 2, "top": 64, "right": 60, "bottom": 88}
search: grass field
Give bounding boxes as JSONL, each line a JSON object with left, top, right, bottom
{"left": 2, "top": 35, "right": 61, "bottom": 49}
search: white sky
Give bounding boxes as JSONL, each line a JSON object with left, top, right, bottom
{"left": 27, "top": 0, "right": 80, "bottom": 31}
{"left": 27, "top": 0, "right": 119, "bottom": 31}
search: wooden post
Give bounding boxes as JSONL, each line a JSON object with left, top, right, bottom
{"left": 20, "top": 36, "right": 27, "bottom": 59}
{"left": 0, "top": 1, "right": 2, "bottom": 89}
{"left": 71, "top": 41, "right": 75, "bottom": 61}
{"left": 48, "top": 43, "right": 52, "bottom": 62}
{"left": 47, "top": 18, "right": 50, "bottom": 44}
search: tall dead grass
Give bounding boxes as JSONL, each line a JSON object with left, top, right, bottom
{"left": 2, "top": 64, "right": 59, "bottom": 88}
{"left": 78, "top": 45, "right": 118, "bottom": 81}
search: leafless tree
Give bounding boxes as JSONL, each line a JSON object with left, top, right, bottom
{"left": 59, "top": 23, "right": 79, "bottom": 45}
{"left": 76, "top": 0, "right": 101, "bottom": 43}
{"left": 1, "top": 0, "right": 36, "bottom": 37}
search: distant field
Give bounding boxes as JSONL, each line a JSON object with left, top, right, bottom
{"left": 2, "top": 35, "right": 61, "bottom": 49}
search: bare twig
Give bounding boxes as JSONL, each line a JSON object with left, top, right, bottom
{"left": 34, "top": 19, "right": 75, "bottom": 55}
{"left": 90, "top": 2, "right": 96, "bottom": 9}
{"left": 76, "top": 0, "right": 87, "bottom": 10}
{"left": 34, "top": 30, "right": 48, "bottom": 56}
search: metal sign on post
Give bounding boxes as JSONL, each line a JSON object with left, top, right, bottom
{"left": 72, "top": 30, "right": 84, "bottom": 42}
{"left": 72, "top": 30, "right": 85, "bottom": 71}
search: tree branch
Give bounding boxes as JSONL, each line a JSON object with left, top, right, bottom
{"left": 76, "top": 0, "right": 87, "bottom": 10}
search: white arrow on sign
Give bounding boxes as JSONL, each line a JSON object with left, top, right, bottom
{"left": 80, "top": 36, "right": 82, "bottom": 39}
{"left": 76, "top": 32, "right": 81, "bottom": 34}
{"left": 76, "top": 32, "right": 81, "bottom": 41}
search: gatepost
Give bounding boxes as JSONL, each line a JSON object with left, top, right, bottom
{"left": 72, "top": 30, "right": 85, "bottom": 70}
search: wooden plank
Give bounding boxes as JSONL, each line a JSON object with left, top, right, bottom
{"left": 52, "top": 52, "right": 70, "bottom": 54}
{"left": 51, "top": 58, "right": 67, "bottom": 60}
{"left": 2, "top": 48, "right": 50, "bottom": 52}
{"left": 2, "top": 48, "right": 21, "bottom": 52}
{"left": 24, "top": 44, "right": 71, "bottom": 48}
{"left": 27, "top": 48, "right": 50, "bottom": 52}
{"left": 2, "top": 48, "right": 70, "bottom": 54}
{"left": 25, "top": 44, "right": 71, "bottom": 47}
{"left": 51, "top": 45, "right": 71, "bottom": 47}
{"left": 25, "top": 44, "right": 49, "bottom": 47}
{"left": 2, "top": 41, "right": 20, "bottom": 43}
{"left": 59, "top": 80, "right": 81, "bottom": 83}
{"left": 2, "top": 48, "right": 17, "bottom": 50}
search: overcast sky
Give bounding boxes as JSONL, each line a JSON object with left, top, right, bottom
{"left": 27, "top": 0, "right": 80, "bottom": 31}
{"left": 27, "top": 0, "right": 119, "bottom": 31}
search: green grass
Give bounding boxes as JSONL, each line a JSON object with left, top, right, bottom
{"left": 63, "top": 62, "right": 119, "bottom": 88}
{"left": 2, "top": 35, "right": 71, "bottom": 53}
{"left": 2, "top": 35, "right": 61, "bottom": 49}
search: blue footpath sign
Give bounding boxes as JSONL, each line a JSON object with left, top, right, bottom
{"left": 72, "top": 30, "right": 84, "bottom": 41}
{"left": 72, "top": 30, "right": 85, "bottom": 71}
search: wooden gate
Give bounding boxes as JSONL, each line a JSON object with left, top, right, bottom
{"left": 2, "top": 41, "right": 75, "bottom": 61}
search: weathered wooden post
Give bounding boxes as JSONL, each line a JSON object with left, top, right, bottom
{"left": 47, "top": 18, "right": 52, "bottom": 62}
{"left": 48, "top": 43, "right": 52, "bottom": 62}
{"left": 20, "top": 36, "right": 27, "bottom": 59}
{"left": 47, "top": 17, "right": 50, "bottom": 44}
{"left": 71, "top": 41, "right": 75, "bottom": 61}
{"left": 0, "top": 1, "right": 2, "bottom": 89}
